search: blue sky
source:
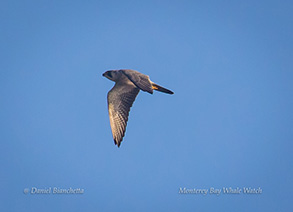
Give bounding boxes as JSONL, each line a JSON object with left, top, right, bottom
{"left": 1, "top": 0, "right": 292, "bottom": 211}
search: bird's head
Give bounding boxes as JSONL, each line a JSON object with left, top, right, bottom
{"left": 102, "top": 70, "right": 120, "bottom": 81}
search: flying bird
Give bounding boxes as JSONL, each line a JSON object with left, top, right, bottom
{"left": 103, "top": 69, "right": 174, "bottom": 147}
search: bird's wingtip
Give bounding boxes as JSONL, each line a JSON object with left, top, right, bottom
{"left": 114, "top": 139, "right": 122, "bottom": 148}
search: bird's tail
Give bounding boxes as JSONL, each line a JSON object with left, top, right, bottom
{"left": 152, "top": 83, "right": 174, "bottom": 94}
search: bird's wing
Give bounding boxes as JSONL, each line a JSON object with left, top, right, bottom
{"left": 120, "top": 69, "right": 153, "bottom": 94}
{"left": 107, "top": 82, "right": 140, "bottom": 147}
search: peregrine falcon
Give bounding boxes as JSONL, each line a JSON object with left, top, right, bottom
{"left": 102, "top": 69, "right": 174, "bottom": 147}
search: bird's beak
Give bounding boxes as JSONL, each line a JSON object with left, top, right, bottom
{"left": 102, "top": 73, "right": 106, "bottom": 77}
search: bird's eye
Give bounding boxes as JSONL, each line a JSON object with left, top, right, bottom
{"left": 107, "top": 72, "right": 112, "bottom": 78}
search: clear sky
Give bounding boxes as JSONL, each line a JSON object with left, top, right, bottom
{"left": 1, "top": 0, "right": 292, "bottom": 211}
